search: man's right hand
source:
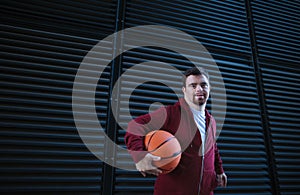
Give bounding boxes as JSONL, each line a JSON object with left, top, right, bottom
{"left": 136, "top": 153, "right": 162, "bottom": 177}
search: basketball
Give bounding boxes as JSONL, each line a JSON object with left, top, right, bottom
{"left": 144, "top": 130, "right": 181, "bottom": 174}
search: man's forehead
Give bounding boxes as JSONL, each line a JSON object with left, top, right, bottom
{"left": 186, "top": 74, "right": 209, "bottom": 83}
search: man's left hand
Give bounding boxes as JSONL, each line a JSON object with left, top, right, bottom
{"left": 217, "top": 173, "right": 227, "bottom": 187}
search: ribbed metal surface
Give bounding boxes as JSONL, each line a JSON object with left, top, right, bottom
{"left": 0, "top": 0, "right": 116, "bottom": 193}
{"left": 125, "top": 0, "right": 251, "bottom": 55}
{"left": 261, "top": 61, "right": 300, "bottom": 195}
{"left": 252, "top": 1, "right": 300, "bottom": 194}
{"left": 214, "top": 54, "right": 271, "bottom": 195}
{"left": 251, "top": 0, "right": 300, "bottom": 63}
{"left": 115, "top": 1, "right": 271, "bottom": 194}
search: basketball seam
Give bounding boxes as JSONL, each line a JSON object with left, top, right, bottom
{"left": 148, "top": 136, "right": 175, "bottom": 153}
{"left": 159, "top": 150, "right": 181, "bottom": 160}
{"left": 145, "top": 130, "right": 157, "bottom": 150}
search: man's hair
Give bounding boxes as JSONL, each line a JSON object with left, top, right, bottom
{"left": 182, "top": 67, "right": 210, "bottom": 87}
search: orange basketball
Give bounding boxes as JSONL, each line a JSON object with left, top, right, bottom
{"left": 144, "top": 130, "right": 181, "bottom": 174}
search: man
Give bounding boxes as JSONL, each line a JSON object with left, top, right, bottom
{"left": 125, "top": 67, "right": 227, "bottom": 195}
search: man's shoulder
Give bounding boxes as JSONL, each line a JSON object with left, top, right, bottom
{"left": 166, "top": 99, "right": 183, "bottom": 109}
{"left": 164, "top": 98, "right": 189, "bottom": 115}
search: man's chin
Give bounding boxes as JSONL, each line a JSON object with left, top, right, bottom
{"left": 194, "top": 100, "right": 205, "bottom": 106}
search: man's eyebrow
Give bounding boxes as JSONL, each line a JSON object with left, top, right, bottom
{"left": 188, "top": 82, "right": 208, "bottom": 85}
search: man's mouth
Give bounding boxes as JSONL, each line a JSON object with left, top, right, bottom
{"left": 195, "top": 94, "right": 205, "bottom": 99}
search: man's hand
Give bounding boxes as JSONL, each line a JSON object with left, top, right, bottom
{"left": 136, "top": 153, "right": 162, "bottom": 177}
{"left": 217, "top": 173, "right": 227, "bottom": 187}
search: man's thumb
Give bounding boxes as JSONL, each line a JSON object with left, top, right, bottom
{"left": 151, "top": 155, "right": 161, "bottom": 161}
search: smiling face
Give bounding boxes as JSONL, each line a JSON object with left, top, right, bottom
{"left": 182, "top": 74, "right": 210, "bottom": 110}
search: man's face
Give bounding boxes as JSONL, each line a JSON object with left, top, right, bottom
{"left": 182, "top": 74, "right": 210, "bottom": 109}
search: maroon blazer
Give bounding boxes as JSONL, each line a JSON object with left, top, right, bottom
{"left": 125, "top": 98, "right": 224, "bottom": 195}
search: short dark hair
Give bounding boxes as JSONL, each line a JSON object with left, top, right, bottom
{"left": 182, "top": 67, "right": 210, "bottom": 87}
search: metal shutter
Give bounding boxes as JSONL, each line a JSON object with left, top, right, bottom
{"left": 0, "top": 0, "right": 116, "bottom": 193}
{"left": 251, "top": 1, "right": 300, "bottom": 194}
{"left": 114, "top": 0, "right": 272, "bottom": 194}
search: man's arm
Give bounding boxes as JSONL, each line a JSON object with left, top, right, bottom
{"left": 125, "top": 106, "right": 168, "bottom": 176}
{"left": 214, "top": 143, "right": 227, "bottom": 187}
{"left": 214, "top": 143, "right": 224, "bottom": 174}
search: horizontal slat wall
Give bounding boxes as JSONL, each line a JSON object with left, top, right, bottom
{"left": 251, "top": 0, "right": 300, "bottom": 63}
{"left": 115, "top": 0, "right": 272, "bottom": 194}
{"left": 214, "top": 54, "right": 271, "bottom": 195}
{"left": 0, "top": 0, "right": 116, "bottom": 193}
{"left": 260, "top": 62, "right": 300, "bottom": 195}
{"left": 251, "top": 1, "right": 300, "bottom": 194}
{"left": 125, "top": 0, "right": 251, "bottom": 55}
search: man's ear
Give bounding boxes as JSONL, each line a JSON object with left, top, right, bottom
{"left": 182, "top": 86, "right": 185, "bottom": 93}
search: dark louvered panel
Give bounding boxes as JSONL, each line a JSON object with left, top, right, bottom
{"left": 251, "top": 1, "right": 300, "bottom": 194}
{"left": 0, "top": 0, "right": 117, "bottom": 193}
{"left": 1, "top": 0, "right": 115, "bottom": 35}
{"left": 125, "top": 0, "right": 251, "bottom": 55}
{"left": 213, "top": 53, "right": 272, "bottom": 195}
{"left": 251, "top": 0, "right": 300, "bottom": 63}
{"left": 114, "top": 1, "right": 271, "bottom": 194}
{"left": 260, "top": 61, "right": 300, "bottom": 195}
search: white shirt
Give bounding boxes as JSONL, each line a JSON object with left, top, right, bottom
{"left": 190, "top": 107, "right": 206, "bottom": 154}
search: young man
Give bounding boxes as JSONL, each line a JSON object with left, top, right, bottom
{"left": 125, "top": 67, "right": 227, "bottom": 195}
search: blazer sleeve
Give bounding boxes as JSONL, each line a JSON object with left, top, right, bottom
{"left": 125, "top": 106, "right": 169, "bottom": 163}
{"left": 214, "top": 143, "right": 224, "bottom": 174}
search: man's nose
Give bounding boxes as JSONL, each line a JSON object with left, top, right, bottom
{"left": 196, "top": 85, "right": 203, "bottom": 92}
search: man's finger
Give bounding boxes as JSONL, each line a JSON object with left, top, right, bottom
{"left": 140, "top": 171, "right": 146, "bottom": 177}
{"left": 222, "top": 175, "right": 227, "bottom": 187}
{"left": 146, "top": 169, "right": 161, "bottom": 176}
